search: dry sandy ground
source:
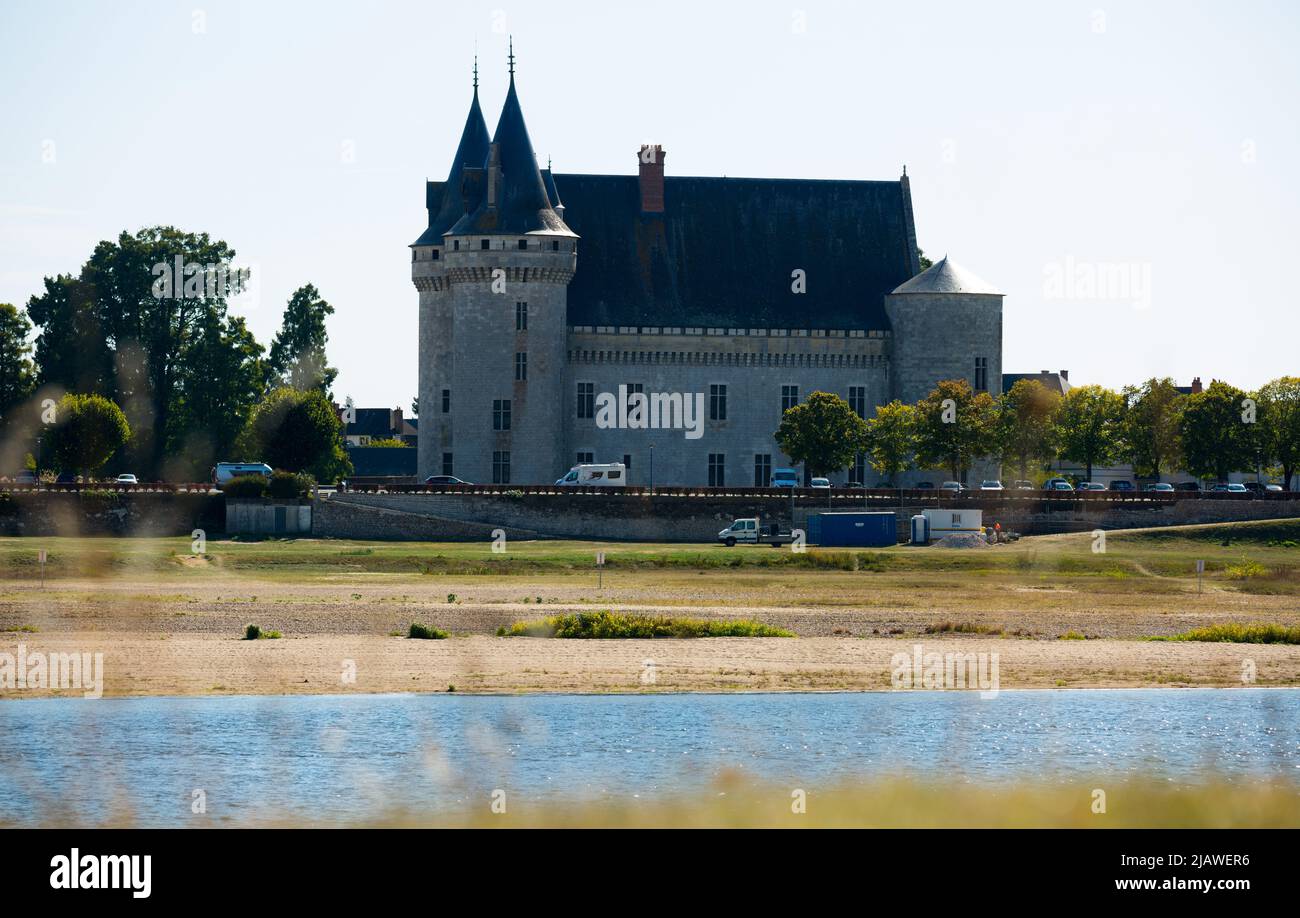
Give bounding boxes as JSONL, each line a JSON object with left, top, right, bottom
{"left": 1, "top": 572, "right": 1297, "bottom": 697}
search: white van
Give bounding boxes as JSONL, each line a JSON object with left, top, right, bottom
{"left": 555, "top": 463, "right": 627, "bottom": 488}
{"left": 212, "top": 462, "right": 273, "bottom": 488}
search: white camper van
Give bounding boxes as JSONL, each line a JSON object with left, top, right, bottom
{"left": 212, "top": 462, "right": 273, "bottom": 489}
{"left": 555, "top": 463, "right": 627, "bottom": 488}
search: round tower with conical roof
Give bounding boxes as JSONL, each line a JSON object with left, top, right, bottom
{"left": 424, "top": 46, "right": 578, "bottom": 484}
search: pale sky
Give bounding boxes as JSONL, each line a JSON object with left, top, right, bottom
{"left": 1, "top": 0, "right": 1296, "bottom": 408}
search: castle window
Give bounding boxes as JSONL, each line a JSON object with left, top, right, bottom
{"left": 492, "top": 451, "right": 511, "bottom": 484}
{"left": 480, "top": 239, "right": 490, "bottom": 250}
{"left": 754, "top": 454, "right": 772, "bottom": 487}
{"left": 624, "top": 382, "right": 644, "bottom": 398}
{"left": 623, "top": 454, "right": 632, "bottom": 471}
{"left": 441, "top": 389, "right": 450, "bottom": 413}
{"left": 493, "top": 399, "right": 511, "bottom": 430}
{"left": 577, "top": 451, "right": 594, "bottom": 465}
{"left": 412, "top": 250, "right": 416, "bottom": 262}
{"left": 516, "top": 302, "right": 528, "bottom": 330}
{"left": 442, "top": 452, "right": 454, "bottom": 476}
{"left": 975, "top": 357, "right": 989, "bottom": 392}
{"left": 708, "top": 453, "right": 726, "bottom": 487}
{"left": 454, "top": 240, "right": 460, "bottom": 251}
{"left": 576, "top": 382, "right": 595, "bottom": 419}
{"left": 848, "top": 386, "right": 866, "bottom": 418}
{"left": 515, "top": 352, "right": 527, "bottom": 381}
{"left": 518, "top": 239, "right": 528, "bottom": 250}
{"left": 781, "top": 385, "right": 799, "bottom": 413}
{"left": 551, "top": 240, "right": 559, "bottom": 252}
{"left": 709, "top": 384, "right": 727, "bottom": 421}
{"left": 431, "top": 249, "right": 439, "bottom": 260}
{"left": 853, "top": 453, "right": 867, "bottom": 485}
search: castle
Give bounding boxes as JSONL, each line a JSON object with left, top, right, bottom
{"left": 412, "top": 53, "right": 1003, "bottom": 487}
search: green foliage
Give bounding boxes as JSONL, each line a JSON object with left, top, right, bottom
{"left": 46, "top": 393, "right": 131, "bottom": 475}
{"left": 996, "top": 379, "right": 1061, "bottom": 482}
{"left": 1179, "top": 380, "right": 1253, "bottom": 481}
{"left": 407, "top": 622, "right": 449, "bottom": 640}
{"left": 864, "top": 400, "right": 916, "bottom": 483}
{"left": 267, "top": 284, "right": 337, "bottom": 395}
{"left": 242, "top": 387, "right": 351, "bottom": 482}
{"left": 242, "top": 623, "right": 281, "bottom": 640}
{"left": 1148, "top": 623, "right": 1300, "bottom": 644}
{"left": 359, "top": 438, "right": 408, "bottom": 448}
{"left": 1223, "top": 558, "right": 1268, "bottom": 580}
{"left": 775, "top": 391, "right": 870, "bottom": 478}
{"left": 913, "top": 379, "right": 998, "bottom": 481}
{"left": 1121, "top": 378, "right": 1183, "bottom": 481}
{"left": 0, "top": 303, "right": 36, "bottom": 423}
{"left": 1256, "top": 377, "right": 1300, "bottom": 490}
{"left": 223, "top": 475, "right": 269, "bottom": 498}
{"left": 1055, "top": 384, "right": 1125, "bottom": 480}
{"left": 498, "top": 610, "right": 795, "bottom": 638}
{"left": 267, "top": 470, "right": 315, "bottom": 499}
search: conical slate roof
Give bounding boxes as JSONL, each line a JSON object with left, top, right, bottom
{"left": 890, "top": 255, "right": 1001, "bottom": 295}
{"left": 450, "top": 74, "right": 575, "bottom": 236}
{"left": 413, "top": 85, "right": 490, "bottom": 246}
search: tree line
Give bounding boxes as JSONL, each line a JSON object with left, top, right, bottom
{"left": 0, "top": 227, "right": 350, "bottom": 482}
{"left": 776, "top": 376, "right": 1300, "bottom": 488}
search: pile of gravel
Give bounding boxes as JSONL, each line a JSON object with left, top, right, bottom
{"left": 934, "top": 533, "right": 992, "bottom": 549}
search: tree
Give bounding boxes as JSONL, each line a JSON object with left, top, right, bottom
{"left": 25, "top": 227, "right": 248, "bottom": 477}
{"left": 1056, "top": 384, "right": 1125, "bottom": 482}
{"left": 1256, "top": 377, "right": 1300, "bottom": 490}
{"left": 46, "top": 394, "right": 131, "bottom": 476}
{"left": 1121, "top": 377, "right": 1183, "bottom": 482}
{"left": 267, "top": 284, "right": 337, "bottom": 395}
{"left": 242, "top": 387, "right": 351, "bottom": 483}
{"left": 1178, "top": 380, "right": 1253, "bottom": 482}
{"left": 0, "top": 303, "right": 36, "bottom": 423}
{"left": 996, "top": 379, "right": 1061, "bottom": 484}
{"left": 410, "top": 396, "right": 419, "bottom": 418}
{"left": 864, "top": 400, "right": 916, "bottom": 485}
{"left": 774, "top": 391, "right": 870, "bottom": 479}
{"left": 913, "top": 380, "right": 998, "bottom": 482}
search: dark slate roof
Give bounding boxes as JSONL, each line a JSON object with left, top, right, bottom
{"left": 346, "top": 446, "right": 417, "bottom": 478}
{"left": 414, "top": 89, "right": 490, "bottom": 246}
{"left": 1002, "top": 372, "right": 1072, "bottom": 395}
{"left": 540, "top": 168, "right": 562, "bottom": 210}
{"left": 345, "top": 408, "right": 400, "bottom": 439}
{"left": 553, "top": 174, "right": 917, "bottom": 329}
{"left": 449, "top": 77, "right": 573, "bottom": 236}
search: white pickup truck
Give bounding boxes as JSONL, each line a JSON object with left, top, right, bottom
{"left": 717, "top": 518, "right": 796, "bottom": 548}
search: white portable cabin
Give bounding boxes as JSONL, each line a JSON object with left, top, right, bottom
{"left": 922, "top": 508, "right": 983, "bottom": 540}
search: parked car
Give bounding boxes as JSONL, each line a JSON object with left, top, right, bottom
{"left": 1265, "top": 484, "right": 1284, "bottom": 492}
{"left": 846, "top": 481, "right": 865, "bottom": 489}
{"left": 1043, "top": 478, "right": 1073, "bottom": 491}
{"left": 55, "top": 471, "right": 78, "bottom": 484}
{"left": 809, "top": 477, "right": 831, "bottom": 489}
{"left": 1013, "top": 480, "right": 1035, "bottom": 490}
{"left": 717, "top": 518, "right": 797, "bottom": 548}
{"left": 1077, "top": 482, "right": 1106, "bottom": 492}
{"left": 114, "top": 473, "right": 139, "bottom": 484}
{"left": 213, "top": 462, "right": 273, "bottom": 488}
{"left": 1107, "top": 480, "right": 1135, "bottom": 492}
{"left": 940, "top": 481, "right": 964, "bottom": 493}
{"left": 771, "top": 468, "right": 800, "bottom": 489}
{"left": 556, "top": 463, "right": 627, "bottom": 487}
{"left": 13, "top": 470, "right": 38, "bottom": 484}
{"left": 914, "top": 481, "right": 935, "bottom": 490}
{"left": 1174, "top": 481, "right": 1202, "bottom": 492}
{"left": 979, "top": 480, "right": 1003, "bottom": 491}
{"left": 423, "top": 475, "right": 471, "bottom": 486}
{"left": 1143, "top": 482, "right": 1175, "bottom": 492}
{"left": 1211, "top": 482, "right": 1249, "bottom": 494}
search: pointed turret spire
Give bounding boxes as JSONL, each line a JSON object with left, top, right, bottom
{"left": 508, "top": 35, "right": 515, "bottom": 78}
{"left": 413, "top": 63, "right": 491, "bottom": 245}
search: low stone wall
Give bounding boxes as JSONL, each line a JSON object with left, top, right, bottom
{"left": 0, "top": 492, "right": 223, "bottom": 537}
{"left": 314, "top": 491, "right": 1300, "bottom": 543}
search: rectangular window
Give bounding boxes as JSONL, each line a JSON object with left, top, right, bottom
{"left": 623, "top": 453, "right": 632, "bottom": 471}
{"left": 754, "top": 454, "right": 772, "bottom": 487}
{"left": 848, "top": 386, "right": 866, "bottom": 418}
{"left": 493, "top": 399, "right": 511, "bottom": 431}
{"left": 577, "top": 451, "right": 594, "bottom": 465}
{"left": 480, "top": 239, "right": 491, "bottom": 250}
{"left": 441, "top": 389, "right": 450, "bottom": 414}
{"left": 515, "top": 352, "right": 527, "bottom": 381}
{"left": 492, "top": 451, "right": 511, "bottom": 484}
{"left": 781, "top": 385, "right": 799, "bottom": 413}
{"left": 442, "top": 452, "right": 453, "bottom": 476}
{"left": 551, "top": 240, "right": 559, "bottom": 252}
{"left": 517, "top": 239, "right": 528, "bottom": 251}
{"left": 516, "top": 302, "right": 528, "bottom": 330}
{"left": 708, "top": 453, "right": 726, "bottom": 487}
{"left": 453, "top": 240, "right": 460, "bottom": 251}
{"left": 577, "top": 382, "right": 595, "bottom": 419}
{"left": 852, "top": 453, "right": 866, "bottom": 485}
{"left": 624, "top": 382, "right": 644, "bottom": 395}
{"left": 430, "top": 249, "right": 439, "bottom": 260}
{"left": 709, "top": 384, "right": 727, "bottom": 421}
{"left": 974, "top": 357, "right": 989, "bottom": 392}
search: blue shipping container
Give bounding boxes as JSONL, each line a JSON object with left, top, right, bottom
{"left": 809, "top": 511, "right": 898, "bottom": 547}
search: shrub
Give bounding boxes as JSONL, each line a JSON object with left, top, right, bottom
{"left": 408, "top": 622, "right": 449, "bottom": 640}
{"left": 268, "top": 469, "right": 315, "bottom": 499}
{"left": 1223, "top": 558, "right": 1268, "bottom": 580}
{"left": 224, "top": 475, "right": 269, "bottom": 498}
{"left": 243, "top": 623, "right": 281, "bottom": 640}
{"left": 498, "top": 611, "right": 794, "bottom": 639}
{"left": 1148, "top": 624, "right": 1300, "bottom": 644}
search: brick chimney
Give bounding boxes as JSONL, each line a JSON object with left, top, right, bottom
{"left": 1191, "top": 376, "right": 1202, "bottom": 394}
{"left": 638, "top": 144, "right": 666, "bottom": 214}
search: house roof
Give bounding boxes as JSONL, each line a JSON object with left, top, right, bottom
{"left": 890, "top": 255, "right": 1001, "bottom": 296}
{"left": 1002, "top": 371, "right": 1072, "bottom": 395}
{"left": 552, "top": 173, "right": 917, "bottom": 329}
